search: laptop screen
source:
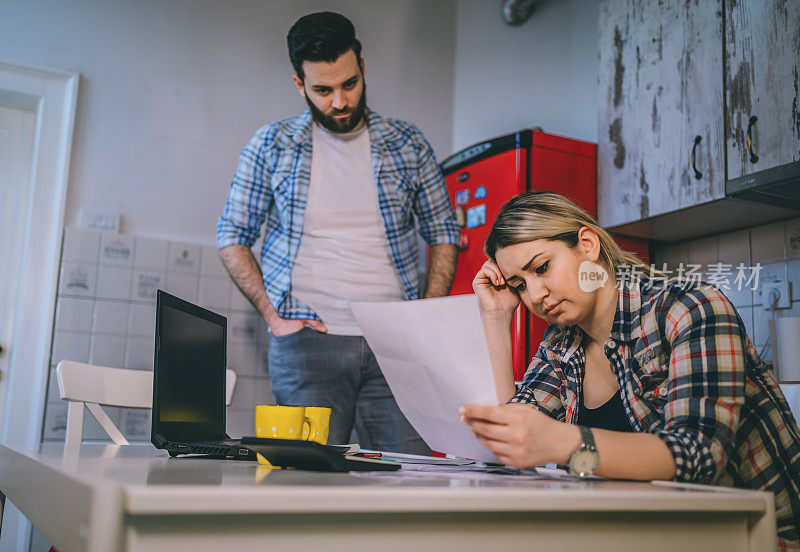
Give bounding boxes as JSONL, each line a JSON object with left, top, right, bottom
{"left": 153, "top": 290, "right": 227, "bottom": 441}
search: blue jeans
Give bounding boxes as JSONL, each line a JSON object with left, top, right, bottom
{"left": 267, "top": 327, "right": 430, "bottom": 455}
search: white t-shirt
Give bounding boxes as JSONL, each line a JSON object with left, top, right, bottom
{"left": 290, "top": 122, "right": 405, "bottom": 335}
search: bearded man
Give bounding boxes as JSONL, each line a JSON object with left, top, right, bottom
{"left": 216, "top": 12, "right": 459, "bottom": 453}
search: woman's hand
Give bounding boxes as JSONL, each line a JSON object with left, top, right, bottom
{"left": 472, "top": 260, "right": 520, "bottom": 318}
{"left": 460, "top": 403, "right": 579, "bottom": 467}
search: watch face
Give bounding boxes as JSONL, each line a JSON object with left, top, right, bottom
{"left": 570, "top": 450, "right": 599, "bottom": 476}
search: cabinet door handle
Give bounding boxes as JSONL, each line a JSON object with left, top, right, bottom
{"left": 746, "top": 115, "right": 759, "bottom": 164}
{"left": 691, "top": 135, "right": 703, "bottom": 180}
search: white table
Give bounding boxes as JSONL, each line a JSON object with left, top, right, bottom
{"left": 0, "top": 443, "right": 776, "bottom": 552}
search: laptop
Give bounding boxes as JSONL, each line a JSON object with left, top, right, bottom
{"left": 149, "top": 290, "right": 401, "bottom": 471}
{"left": 151, "top": 290, "right": 256, "bottom": 460}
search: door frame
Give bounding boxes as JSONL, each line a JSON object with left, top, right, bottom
{"left": 0, "top": 60, "right": 78, "bottom": 551}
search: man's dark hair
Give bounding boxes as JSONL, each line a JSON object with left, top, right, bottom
{"left": 287, "top": 12, "right": 362, "bottom": 80}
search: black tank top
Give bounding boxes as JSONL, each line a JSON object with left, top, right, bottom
{"left": 577, "top": 389, "right": 635, "bottom": 432}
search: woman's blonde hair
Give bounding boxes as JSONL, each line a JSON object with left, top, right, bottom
{"left": 485, "top": 190, "right": 652, "bottom": 276}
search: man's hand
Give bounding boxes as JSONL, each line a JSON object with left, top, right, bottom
{"left": 269, "top": 316, "right": 327, "bottom": 337}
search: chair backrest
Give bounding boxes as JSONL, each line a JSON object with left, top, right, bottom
{"left": 225, "top": 368, "right": 237, "bottom": 406}
{"left": 58, "top": 360, "right": 152, "bottom": 407}
{"left": 56, "top": 360, "right": 238, "bottom": 446}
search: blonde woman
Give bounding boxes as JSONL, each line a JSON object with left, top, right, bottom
{"left": 461, "top": 190, "right": 800, "bottom": 549}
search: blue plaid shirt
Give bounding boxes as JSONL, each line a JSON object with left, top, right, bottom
{"left": 217, "top": 108, "right": 459, "bottom": 321}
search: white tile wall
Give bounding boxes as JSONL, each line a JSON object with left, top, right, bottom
{"left": 201, "top": 245, "right": 228, "bottom": 277}
{"left": 653, "top": 216, "right": 800, "bottom": 418}
{"left": 44, "top": 228, "right": 270, "bottom": 443}
{"left": 228, "top": 344, "right": 258, "bottom": 377}
{"left": 93, "top": 301, "right": 129, "bottom": 335}
{"left": 752, "top": 305, "right": 776, "bottom": 348}
{"left": 96, "top": 265, "right": 133, "bottom": 300}
{"left": 786, "top": 258, "right": 800, "bottom": 299}
{"left": 230, "top": 286, "right": 253, "bottom": 311}
{"left": 90, "top": 334, "right": 127, "bottom": 367}
{"left": 83, "top": 406, "right": 122, "bottom": 441}
{"left": 226, "top": 409, "right": 255, "bottom": 439}
{"left": 62, "top": 227, "right": 100, "bottom": 263}
{"left": 718, "top": 229, "right": 749, "bottom": 266}
{"left": 168, "top": 241, "right": 201, "bottom": 274}
{"left": 738, "top": 306, "right": 755, "bottom": 340}
{"left": 47, "top": 369, "right": 59, "bottom": 402}
{"left": 781, "top": 385, "right": 800, "bottom": 412}
{"left": 786, "top": 219, "right": 800, "bottom": 259}
{"left": 131, "top": 270, "right": 165, "bottom": 302}
{"left": 55, "top": 297, "right": 94, "bottom": 332}
{"left": 128, "top": 304, "right": 156, "bottom": 338}
{"left": 42, "top": 402, "right": 67, "bottom": 440}
{"left": 687, "top": 235, "right": 718, "bottom": 266}
{"left": 134, "top": 237, "right": 169, "bottom": 270}
{"left": 658, "top": 242, "right": 689, "bottom": 271}
{"left": 59, "top": 262, "right": 97, "bottom": 297}
{"left": 52, "top": 331, "right": 91, "bottom": 365}
{"left": 164, "top": 271, "right": 199, "bottom": 303}
{"left": 124, "top": 336, "right": 155, "bottom": 370}
{"left": 229, "top": 376, "right": 256, "bottom": 410}
{"left": 229, "top": 312, "right": 260, "bottom": 345}
{"left": 199, "top": 276, "right": 231, "bottom": 311}
{"left": 720, "top": 283, "right": 753, "bottom": 310}
{"left": 119, "top": 408, "right": 152, "bottom": 441}
{"left": 750, "top": 222, "right": 786, "bottom": 263}
{"left": 99, "top": 233, "right": 135, "bottom": 266}
{"left": 253, "top": 378, "right": 275, "bottom": 405}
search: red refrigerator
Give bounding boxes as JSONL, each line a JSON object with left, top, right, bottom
{"left": 440, "top": 130, "right": 648, "bottom": 381}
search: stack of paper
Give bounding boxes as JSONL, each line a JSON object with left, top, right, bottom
{"left": 351, "top": 294, "right": 500, "bottom": 462}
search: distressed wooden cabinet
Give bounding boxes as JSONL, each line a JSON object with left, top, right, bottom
{"left": 598, "top": 0, "right": 800, "bottom": 237}
{"left": 598, "top": 0, "right": 724, "bottom": 229}
{"left": 725, "top": 0, "right": 800, "bottom": 180}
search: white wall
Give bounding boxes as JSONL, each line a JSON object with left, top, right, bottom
{"left": 0, "top": 0, "right": 456, "bottom": 243}
{"left": 452, "top": 0, "right": 600, "bottom": 152}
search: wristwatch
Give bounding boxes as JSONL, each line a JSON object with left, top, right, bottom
{"left": 568, "top": 425, "right": 599, "bottom": 478}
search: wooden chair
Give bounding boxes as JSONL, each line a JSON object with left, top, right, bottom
{"left": 56, "top": 360, "right": 237, "bottom": 445}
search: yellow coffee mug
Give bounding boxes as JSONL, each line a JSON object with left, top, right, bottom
{"left": 255, "top": 405, "right": 316, "bottom": 440}
{"left": 255, "top": 405, "right": 317, "bottom": 466}
{"left": 302, "top": 406, "right": 332, "bottom": 444}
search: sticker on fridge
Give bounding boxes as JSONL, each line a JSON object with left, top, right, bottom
{"left": 466, "top": 204, "right": 486, "bottom": 229}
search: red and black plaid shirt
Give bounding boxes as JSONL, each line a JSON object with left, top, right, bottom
{"left": 511, "top": 277, "right": 800, "bottom": 549}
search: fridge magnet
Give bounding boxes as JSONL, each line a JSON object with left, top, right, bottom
{"left": 466, "top": 204, "right": 487, "bottom": 229}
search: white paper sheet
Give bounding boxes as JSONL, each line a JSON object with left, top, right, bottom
{"left": 350, "top": 294, "right": 500, "bottom": 462}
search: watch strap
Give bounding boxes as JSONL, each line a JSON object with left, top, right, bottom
{"left": 578, "top": 425, "right": 596, "bottom": 452}
{"left": 568, "top": 425, "right": 599, "bottom": 478}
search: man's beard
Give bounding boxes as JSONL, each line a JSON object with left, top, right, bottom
{"left": 305, "top": 84, "right": 367, "bottom": 133}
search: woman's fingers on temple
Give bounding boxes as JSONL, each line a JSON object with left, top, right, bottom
{"left": 479, "top": 261, "right": 504, "bottom": 285}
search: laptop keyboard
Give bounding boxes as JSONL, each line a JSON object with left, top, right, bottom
{"left": 193, "top": 439, "right": 239, "bottom": 446}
